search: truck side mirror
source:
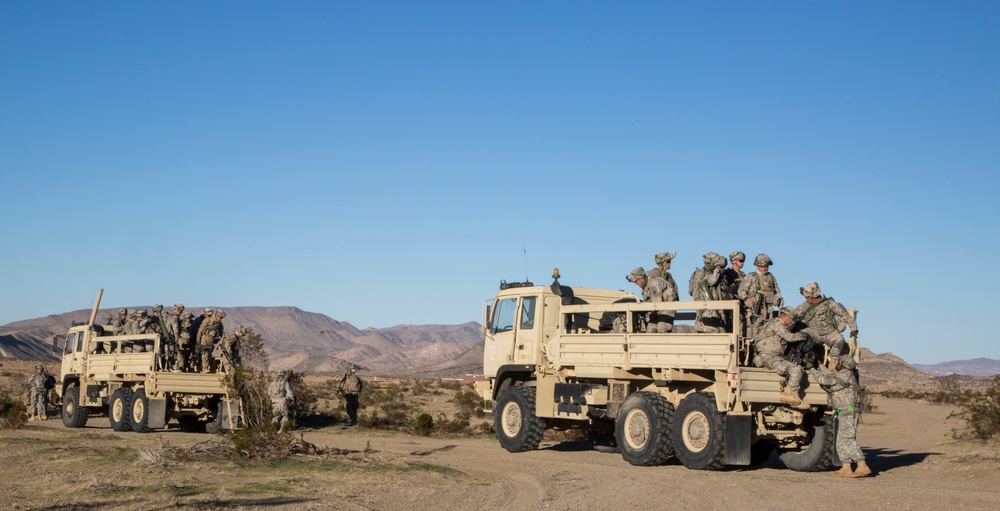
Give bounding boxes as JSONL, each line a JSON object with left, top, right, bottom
{"left": 52, "top": 335, "right": 62, "bottom": 355}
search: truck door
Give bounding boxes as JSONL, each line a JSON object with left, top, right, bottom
{"left": 512, "top": 296, "right": 539, "bottom": 364}
{"left": 484, "top": 297, "right": 518, "bottom": 376}
{"left": 60, "top": 330, "right": 86, "bottom": 385}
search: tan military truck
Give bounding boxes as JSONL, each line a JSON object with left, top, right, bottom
{"left": 475, "top": 270, "right": 842, "bottom": 471}
{"left": 55, "top": 290, "right": 239, "bottom": 433}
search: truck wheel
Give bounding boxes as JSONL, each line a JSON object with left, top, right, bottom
{"left": 614, "top": 391, "right": 674, "bottom": 466}
{"left": 778, "top": 415, "right": 835, "bottom": 472}
{"left": 494, "top": 386, "right": 545, "bottom": 452}
{"left": 109, "top": 388, "right": 133, "bottom": 432}
{"left": 61, "top": 386, "right": 89, "bottom": 428}
{"left": 672, "top": 392, "right": 726, "bottom": 470}
{"left": 130, "top": 388, "right": 150, "bottom": 433}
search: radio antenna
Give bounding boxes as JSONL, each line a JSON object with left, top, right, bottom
{"left": 523, "top": 237, "right": 529, "bottom": 282}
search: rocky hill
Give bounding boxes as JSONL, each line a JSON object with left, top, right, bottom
{"left": 912, "top": 358, "right": 1000, "bottom": 377}
{"left": 0, "top": 306, "right": 481, "bottom": 375}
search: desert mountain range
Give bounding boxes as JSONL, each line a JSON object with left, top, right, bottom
{"left": 1, "top": 306, "right": 996, "bottom": 384}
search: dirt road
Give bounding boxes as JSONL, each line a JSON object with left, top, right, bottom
{"left": 2, "top": 397, "right": 998, "bottom": 510}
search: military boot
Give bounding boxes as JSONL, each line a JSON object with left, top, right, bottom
{"left": 779, "top": 388, "right": 810, "bottom": 410}
{"left": 831, "top": 463, "right": 853, "bottom": 477}
{"left": 850, "top": 460, "right": 872, "bottom": 478}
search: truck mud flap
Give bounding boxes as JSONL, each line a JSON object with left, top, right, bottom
{"left": 724, "top": 414, "right": 752, "bottom": 465}
{"left": 148, "top": 398, "right": 167, "bottom": 430}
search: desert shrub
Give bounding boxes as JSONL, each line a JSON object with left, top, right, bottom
{"left": 452, "top": 387, "right": 486, "bottom": 417}
{"left": 412, "top": 379, "right": 429, "bottom": 396}
{"left": 930, "top": 376, "right": 974, "bottom": 405}
{"left": 220, "top": 327, "right": 299, "bottom": 459}
{"left": 413, "top": 413, "right": 434, "bottom": 436}
{"left": 951, "top": 375, "right": 1000, "bottom": 440}
{"left": 876, "top": 388, "right": 931, "bottom": 400}
{"left": 858, "top": 390, "right": 878, "bottom": 413}
{"left": 439, "top": 381, "right": 462, "bottom": 392}
{"left": 0, "top": 390, "right": 27, "bottom": 429}
{"left": 436, "top": 412, "right": 471, "bottom": 434}
{"left": 359, "top": 382, "right": 412, "bottom": 429}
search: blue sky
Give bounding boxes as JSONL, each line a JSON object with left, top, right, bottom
{"left": 1, "top": 2, "right": 997, "bottom": 364}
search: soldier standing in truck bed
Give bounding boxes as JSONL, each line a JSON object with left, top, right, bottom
{"left": 177, "top": 312, "right": 195, "bottom": 372}
{"left": 197, "top": 311, "right": 222, "bottom": 373}
{"left": 646, "top": 252, "right": 679, "bottom": 329}
{"left": 754, "top": 307, "right": 810, "bottom": 410}
{"left": 689, "top": 252, "right": 726, "bottom": 333}
{"left": 722, "top": 251, "right": 746, "bottom": 300}
{"left": 109, "top": 308, "right": 128, "bottom": 336}
{"left": 738, "top": 253, "right": 783, "bottom": 335}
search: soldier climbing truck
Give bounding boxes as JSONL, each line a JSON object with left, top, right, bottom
{"left": 55, "top": 290, "right": 239, "bottom": 433}
{"left": 475, "top": 270, "right": 847, "bottom": 471}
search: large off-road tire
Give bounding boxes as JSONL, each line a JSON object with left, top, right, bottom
{"left": 778, "top": 415, "right": 835, "bottom": 472}
{"left": 672, "top": 392, "right": 726, "bottom": 470}
{"left": 109, "top": 388, "right": 133, "bottom": 432}
{"left": 615, "top": 391, "right": 674, "bottom": 466}
{"left": 494, "top": 385, "right": 545, "bottom": 452}
{"left": 130, "top": 388, "right": 150, "bottom": 433}
{"left": 61, "top": 386, "right": 89, "bottom": 428}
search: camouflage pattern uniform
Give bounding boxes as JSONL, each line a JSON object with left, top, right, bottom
{"left": 338, "top": 367, "right": 364, "bottom": 426}
{"left": 689, "top": 252, "right": 726, "bottom": 333}
{"left": 627, "top": 268, "right": 673, "bottom": 333}
{"left": 795, "top": 283, "right": 859, "bottom": 358}
{"left": 197, "top": 312, "right": 222, "bottom": 373}
{"left": 109, "top": 308, "right": 128, "bottom": 336}
{"left": 177, "top": 312, "right": 195, "bottom": 371}
{"left": 646, "top": 252, "right": 679, "bottom": 329}
{"left": 160, "top": 304, "right": 183, "bottom": 371}
{"left": 219, "top": 326, "right": 245, "bottom": 373}
{"left": 269, "top": 370, "right": 294, "bottom": 429}
{"left": 754, "top": 309, "right": 807, "bottom": 395}
{"left": 809, "top": 356, "right": 865, "bottom": 464}
{"left": 27, "top": 365, "right": 48, "bottom": 420}
{"left": 738, "top": 254, "right": 783, "bottom": 334}
{"left": 721, "top": 251, "right": 746, "bottom": 300}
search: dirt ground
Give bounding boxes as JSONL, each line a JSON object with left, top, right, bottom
{"left": 1, "top": 393, "right": 998, "bottom": 511}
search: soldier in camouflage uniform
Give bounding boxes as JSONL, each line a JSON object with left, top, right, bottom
{"left": 627, "top": 267, "right": 673, "bottom": 332}
{"left": 219, "top": 325, "right": 246, "bottom": 373}
{"left": 722, "top": 251, "right": 746, "bottom": 300}
{"left": 688, "top": 252, "right": 727, "bottom": 333}
{"left": 160, "top": 304, "right": 184, "bottom": 371}
{"left": 809, "top": 355, "right": 871, "bottom": 477}
{"left": 269, "top": 370, "right": 294, "bottom": 429}
{"left": 738, "top": 254, "right": 783, "bottom": 335}
{"left": 197, "top": 311, "right": 222, "bottom": 373}
{"left": 177, "top": 312, "right": 195, "bottom": 372}
{"left": 109, "top": 308, "right": 128, "bottom": 336}
{"left": 27, "top": 364, "right": 48, "bottom": 421}
{"left": 646, "top": 252, "right": 679, "bottom": 327}
{"left": 795, "top": 282, "right": 859, "bottom": 359}
{"left": 338, "top": 366, "right": 364, "bottom": 426}
{"left": 753, "top": 307, "right": 810, "bottom": 409}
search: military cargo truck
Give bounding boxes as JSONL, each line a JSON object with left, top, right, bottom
{"left": 55, "top": 290, "right": 239, "bottom": 433}
{"left": 475, "top": 270, "right": 841, "bottom": 471}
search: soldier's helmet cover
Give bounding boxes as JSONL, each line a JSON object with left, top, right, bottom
{"left": 754, "top": 253, "right": 773, "bottom": 267}
{"left": 800, "top": 282, "right": 822, "bottom": 298}
{"left": 36, "top": 364, "right": 44, "bottom": 370}
{"left": 713, "top": 254, "right": 727, "bottom": 267}
{"left": 153, "top": 304, "right": 163, "bottom": 312}
{"left": 349, "top": 366, "right": 356, "bottom": 374}
{"left": 778, "top": 306, "right": 798, "bottom": 320}
{"left": 215, "top": 310, "right": 226, "bottom": 319}
{"left": 730, "top": 251, "right": 746, "bottom": 262}
{"left": 203, "top": 308, "right": 214, "bottom": 316}
{"left": 702, "top": 252, "right": 721, "bottom": 268}
{"left": 654, "top": 252, "right": 676, "bottom": 265}
{"left": 118, "top": 308, "right": 127, "bottom": 315}
{"left": 173, "top": 304, "right": 185, "bottom": 311}
{"left": 277, "top": 370, "right": 287, "bottom": 377}
{"left": 627, "top": 267, "right": 647, "bottom": 283}
{"left": 839, "top": 355, "right": 857, "bottom": 370}
{"left": 182, "top": 312, "right": 195, "bottom": 320}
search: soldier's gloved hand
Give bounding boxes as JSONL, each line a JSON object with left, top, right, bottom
{"left": 850, "top": 329, "right": 859, "bottom": 338}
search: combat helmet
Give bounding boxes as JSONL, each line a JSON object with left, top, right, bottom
{"left": 754, "top": 253, "right": 773, "bottom": 267}
{"left": 729, "top": 251, "right": 745, "bottom": 262}
{"left": 800, "top": 282, "right": 822, "bottom": 298}
{"left": 778, "top": 306, "right": 798, "bottom": 320}
{"left": 838, "top": 354, "right": 857, "bottom": 370}
{"left": 627, "top": 267, "right": 647, "bottom": 283}
{"left": 654, "top": 252, "right": 676, "bottom": 265}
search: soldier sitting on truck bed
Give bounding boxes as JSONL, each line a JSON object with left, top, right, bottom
{"left": 627, "top": 267, "right": 673, "bottom": 332}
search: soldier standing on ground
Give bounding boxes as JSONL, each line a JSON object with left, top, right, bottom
{"left": 269, "top": 370, "right": 294, "bottom": 429}
{"left": 27, "top": 364, "right": 48, "bottom": 421}
{"left": 338, "top": 366, "right": 364, "bottom": 426}
{"left": 795, "top": 282, "right": 859, "bottom": 359}
{"left": 809, "top": 355, "right": 871, "bottom": 478}
{"left": 753, "top": 307, "right": 810, "bottom": 409}
{"left": 627, "top": 267, "right": 674, "bottom": 332}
